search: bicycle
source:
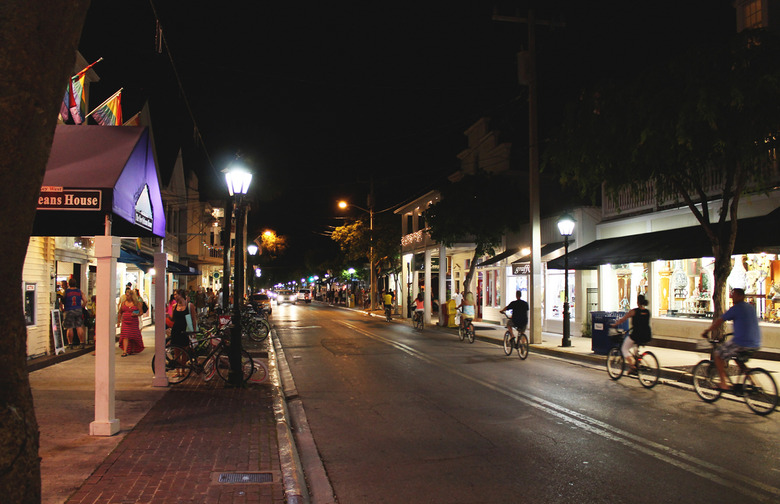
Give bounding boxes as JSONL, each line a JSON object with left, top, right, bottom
{"left": 605, "top": 328, "right": 660, "bottom": 388}
{"left": 412, "top": 310, "right": 424, "bottom": 330}
{"left": 153, "top": 325, "right": 256, "bottom": 385}
{"left": 457, "top": 311, "right": 475, "bottom": 343}
{"left": 692, "top": 334, "right": 778, "bottom": 416}
{"left": 501, "top": 316, "right": 528, "bottom": 359}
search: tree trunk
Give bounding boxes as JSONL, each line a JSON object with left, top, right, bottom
{"left": 463, "top": 249, "right": 479, "bottom": 295}
{"left": 0, "top": 2, "right": 91, "bottom": 502}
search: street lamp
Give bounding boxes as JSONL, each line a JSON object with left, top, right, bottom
{"left": 338, "top": 200, "right": 375, "bottom": 311}
{"left": 557, "top": 212, "right": 575, "bottom": 348}
{"left": 224, "top": 163, "right": 253, "bottom": 386}
{"left": 247, "top": 243, "right": 258, "bottom": 295}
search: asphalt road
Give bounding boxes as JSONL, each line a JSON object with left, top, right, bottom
{"left": 274, "top": 302, "right": 780, "bottom": 504}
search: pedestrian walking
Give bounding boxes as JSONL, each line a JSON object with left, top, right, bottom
{"left": 117, "top": 287, "right": 144, "bottom": 356}
{"left": 61, "top": 278, "right": 88, "bottom": 348}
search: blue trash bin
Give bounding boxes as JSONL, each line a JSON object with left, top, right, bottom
{"left": 591, "top": 311, "right": 627, "bottom": 355}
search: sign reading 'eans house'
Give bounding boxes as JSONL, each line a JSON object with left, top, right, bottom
{"left": 38, "top": 187, "right": 102, "bottom": 211}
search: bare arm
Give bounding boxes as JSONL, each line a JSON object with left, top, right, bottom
{"left": 611, "top": 309, "right": 635, "bottom": 327}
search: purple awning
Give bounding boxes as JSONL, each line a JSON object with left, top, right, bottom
{"left": 33, "top": 125, "right": 166, "bottom": 238}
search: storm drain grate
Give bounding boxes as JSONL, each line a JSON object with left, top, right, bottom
{"left": 218, "top": 472, "right": 274, "bottom": 484}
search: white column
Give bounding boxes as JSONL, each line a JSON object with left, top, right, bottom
{"left": 90, "top": 236, "right": 120, "bottom": 436}
{"left": 424, "top": 248, "right": 432, "bottom": 325}
{"left": 438, "top": 243, "right": 446, "bottom": 326}
{"left": 153, "top": 247, "right": 168, "bottom": 387}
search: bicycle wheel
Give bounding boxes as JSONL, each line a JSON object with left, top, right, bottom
{"left": 215, "top": 347, "right": 255, "bottom": 383}
{"left": 637, "top": 351, "right": 660, "bottom": 388}
{"left": 743, "top": 368, "right": 778, "bottom": 416}
{"left": 151, "top": 345, "right": 191, "bottom": 384}
{"left": 247, "top": 318, "right": 270, "bottom": 342}
{"left": 251, "top": 359, "right": 269, "bottom": 384}
{"left": 203, "top": 356, "right": 217, "bottom": 382}
{"left": 466, "top": 323, "right": 475, "bottom": 343}
{"left": 692, "top": 360, "right": 722, "bottom": 402}
{"left": 606, "top": 347, "right": 624, "bottom": 380}
{"left": 458, "top": 325, "right": 465, "bottom": 341}
{"left": 503, "top": 331, "right": 513, "bottom": 356}
{"left": 517, "top": 334, "right": 529, "bottom": 360}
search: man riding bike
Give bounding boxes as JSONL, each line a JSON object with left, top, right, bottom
{"left": 701, "top": 288, "right": 761, "bottom": 391}
{"left": 499, "top": 290, "right": 528, "bottom": 341}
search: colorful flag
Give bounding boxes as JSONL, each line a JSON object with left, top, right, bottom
{"left": 89, "top": 89, "right": 123, "bottom": 126}
{"left": 58, "top": 58, "right": 102, "bottom": 124}
{"left": 123, "top": 111, "right": 141, "bottom": 126}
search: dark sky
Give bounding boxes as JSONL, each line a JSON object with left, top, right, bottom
{"left": 78, "top": 0, "right": 736, "bottom": 277}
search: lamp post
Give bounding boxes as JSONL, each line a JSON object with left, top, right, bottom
{"left": 557, "top": 212, "right": 575, "bottom": 348}
{"left": 338, "top": 200, "right": 375, "bottom": 311}
{"left": 224, "top": 163, "right": 253, "bottom": 386}
{"left": 247, "top": 243, "right": 258, "bottom": 295}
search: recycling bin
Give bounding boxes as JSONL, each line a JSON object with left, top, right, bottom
{"left": 590, "top": 311, "right": 627, "bottom": 355}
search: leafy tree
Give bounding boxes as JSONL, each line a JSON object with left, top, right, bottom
{"left": 424, "top": 170, "right": 523, "bottom": 295}
{"left": 546, "top": 29, "right": 780, "bottom": 327}
{"left": 331, "top": 210, "right": 400, "bottom": 299}
{"left": 0, "top": 2, "right": 92, "bottom": 501}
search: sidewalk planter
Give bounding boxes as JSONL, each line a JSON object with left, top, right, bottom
{"left": 590, "top": 311, "right": 627, "bottom": 355}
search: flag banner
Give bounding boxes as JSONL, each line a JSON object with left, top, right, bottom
{"left": 90, "top": 89, "right": 123, "bottom": 126}
{"left": 123, "top": 111, "right": 141, "bottom": 126}
{"left": 69, "top": 71, "right": 87, "bottom": 124}
{"left": 58, "top": 58, "right": 102, "bottom": 124}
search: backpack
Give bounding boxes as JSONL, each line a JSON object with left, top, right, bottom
{"left": 142, "top": 300, "right": 149, "bottom": 314}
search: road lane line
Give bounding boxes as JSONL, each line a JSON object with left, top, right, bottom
{"left": 339, "top": 321, "right": 779, "bottom": 503}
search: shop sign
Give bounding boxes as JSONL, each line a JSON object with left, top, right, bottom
{"left": 37, "top": 186, "right": 102, "bottom": 211}
{"left": 513, "top": 262, "right": 530, "bottom": 275}
{"left": 134, "top": 184, "right": 153, "bottom": 231}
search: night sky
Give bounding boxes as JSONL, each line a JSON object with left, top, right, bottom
{"left": 77, "top": 0, "right": 736, "bottom": 278}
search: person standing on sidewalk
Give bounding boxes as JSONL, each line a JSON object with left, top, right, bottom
{"left": 169, "top": 289, "right": 197, "bottom": 349}
{"left": 701, "top": 288, "right": 761, "bottom": 390}
{"left": 61, "top": 278, "right": 88, "bottom": 348}
{"left": 117, "top": 287, "right": 145, "bottom": 356}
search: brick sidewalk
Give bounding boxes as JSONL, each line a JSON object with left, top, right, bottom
{"left": 66, "top": 379, "right": 285, "bottom": 504}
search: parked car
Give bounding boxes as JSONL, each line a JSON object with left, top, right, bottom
{"left": 297, "top": 289, "right": 312, "bottom": 304}
{"left": 251, "top": 293, "right": 272, "bottom": 315}
{"left": 276, "top": 290, "right": 297, "bottom": 305}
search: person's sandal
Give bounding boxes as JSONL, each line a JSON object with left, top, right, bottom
{"left": 121, "top": 353, "right": 128, "bottom": 357}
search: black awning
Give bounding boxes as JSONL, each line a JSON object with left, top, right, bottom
{"left": 168, "top": 260, "right": 200, "bottom": 275}
{"left": 476, "top": 247, "right": 520, "bottom": 268}
{"left": 547, "top": 208, "right": 780, "bottom": 270}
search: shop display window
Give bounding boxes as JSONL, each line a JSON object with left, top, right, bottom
{"left": 546, "top": 271, "right": 574, "bottom": 320}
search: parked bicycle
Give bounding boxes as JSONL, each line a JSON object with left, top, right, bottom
{"left": 501, "top": 316, "right": 528, "bottom": 359}
{"left": 606, "top": 328, "right": 660, "bottom": 388}
{"left": 412, "top": 310, "right": 424, "bottom": 330}
{"left": 692, "top": 334, "right": 777, "bottom": 416}
{"left": 457, "top": 310, "right": 475, "bottom": 343}
{"left": 152, "top": 325, "right": 257, "bottom": 385}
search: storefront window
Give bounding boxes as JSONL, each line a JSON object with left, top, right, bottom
{"left": 546, "top": 271, "right": 574, "bottom": 320}
{"left": 657, "top": 253, "right": 778, "bottom": 321}
{"left": 506, "top": 268, "right": 528, "bottom": 305}
{"left": 484, "top": 269, "right": 501, "bottom": 308}
{"left": 601, "top": 263, "right": 647, "bottom": 314}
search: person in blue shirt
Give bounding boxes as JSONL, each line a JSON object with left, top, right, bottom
{"left": 702, "top": 288, "right": 761, "bottom": 390}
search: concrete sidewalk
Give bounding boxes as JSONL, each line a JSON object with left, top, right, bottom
{"left": 30, "top": 325, "right": 298, "bottom": 504}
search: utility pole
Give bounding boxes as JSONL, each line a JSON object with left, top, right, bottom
{"left": 493, "top": 8, "right": 564, "bottom": 345}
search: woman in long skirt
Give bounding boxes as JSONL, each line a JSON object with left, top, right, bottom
{"left": 117, "top": 287, "right": 145, "bottom": 356}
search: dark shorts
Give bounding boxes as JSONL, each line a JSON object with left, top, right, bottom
{"left": 507, "top": 319, "right": 527, "bottom": 333}
{"left": 63, "top": 309, "right": 84, "bottom": 329}
{"left": 716, "top": 340, "right": 758, "bottom": 361}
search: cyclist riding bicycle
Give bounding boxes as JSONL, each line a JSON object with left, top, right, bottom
{"left": 383, "top": 290, "right": 394, "bottom": 312}
{"left": 413, "top": 292, "right": 425, "bottom": 315}
{"left": 610, "top": 294, "right": 651, "bottom": 368}
{"left": 701, "top": 288, "right": 761, "bottom": 391}
{"left": 499, "top": 290, "right": 528, "bottom": 340}
{"left": 457, "top": 291, "right": 475, "bottom": 330}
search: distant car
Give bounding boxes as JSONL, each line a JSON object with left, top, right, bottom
{"left": 297, "top": 289, "right": 312, "bottom": 304}
{"left": 276, "top": 290, "right": 297, "bottom": 305}
{"left": 251, "top": 293, "right": 272, "bottom": 315}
